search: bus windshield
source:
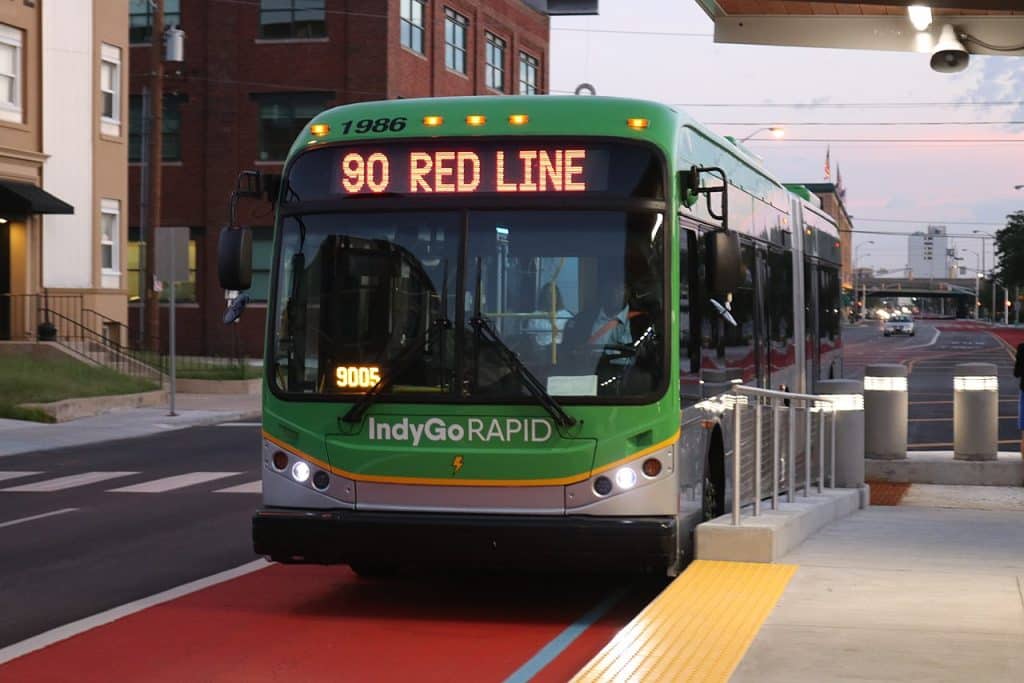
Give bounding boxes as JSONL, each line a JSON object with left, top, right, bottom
{"left": 270, "top": 208, "right": 667, "bottom": 402}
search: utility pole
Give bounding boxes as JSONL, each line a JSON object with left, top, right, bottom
{"left": 144, "top": 0, "right": 164, "bottom": 352}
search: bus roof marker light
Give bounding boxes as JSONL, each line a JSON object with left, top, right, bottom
{"left": 423, "top": 115, "right": 444, "bottom": 127}
{"left": 466, "top": 114, "right": 487, "bottom": 126}
{"left": 310, "top": 123, "right": 330, "bottom": 137}
{"left": 508, "top": 114, "right": 529, "bottom": 125}
{"left": 627, "top": 118, "right": 649, "bottom": 130}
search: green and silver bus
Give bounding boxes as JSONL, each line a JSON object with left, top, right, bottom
{"left": 218, "top": 96, "right": 841, "bottom": 576}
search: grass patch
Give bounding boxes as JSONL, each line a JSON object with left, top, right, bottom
{"left": 0, "top": 354, "right": 158, "bottom": 422}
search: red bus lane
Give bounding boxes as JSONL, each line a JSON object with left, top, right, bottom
{"left": 0, "top": 564, "right": 661, "bottom": 682}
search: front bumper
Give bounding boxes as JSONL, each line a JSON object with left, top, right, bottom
{"left": 253, "top": 507, "right": 677, "bottom": 572}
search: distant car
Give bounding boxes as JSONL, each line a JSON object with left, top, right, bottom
{"left": 884, "top": 315, "right": 915, "bottom": 337}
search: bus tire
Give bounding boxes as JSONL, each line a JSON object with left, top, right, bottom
{"left": 703, "top": 428, "right": 726, "bottom": 522}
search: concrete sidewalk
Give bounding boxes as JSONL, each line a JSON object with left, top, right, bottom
{"left": 0, "top": 392, "right": 260, "bottom": 457}
{"left": 732, "top": 495, "right": 1024, "bottom": 682}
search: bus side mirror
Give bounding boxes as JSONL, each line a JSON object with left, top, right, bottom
{"left": 218, "top": 226, "right": 252, "bottom": 290}
{"left": 705, "top": 230, "right": 741, "bottom": 296}
{"left": 680, "top": 165, "right": 729, "bottom": 228}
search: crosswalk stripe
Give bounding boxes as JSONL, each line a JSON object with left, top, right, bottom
{"left": 0, "top": 472, "right": 42, "bottom": 483}
{"left": 213, "top": 480, "right": 262, "bottom": 494}
{"left": 108, "top": 472, "right": 241, "bottom": 493}
{"left": 2, "top": 472, "right": 138, "bottom": 493}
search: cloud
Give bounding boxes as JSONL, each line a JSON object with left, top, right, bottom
{"left": 959, "top": 55, "right": 1024, "bottom": 131}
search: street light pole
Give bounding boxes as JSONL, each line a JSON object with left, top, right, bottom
{"left": 738, "top": 126, "right": 785, "bottom": 142}
{"left": 973, "top": 230, "right": 995, "bottom": 323}
{"left": 144, "top": 0, "right": 164, "bottom": 353}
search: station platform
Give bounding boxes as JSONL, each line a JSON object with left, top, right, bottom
{"left": 575, "top": 483, "right": 1024, "bottom": 682}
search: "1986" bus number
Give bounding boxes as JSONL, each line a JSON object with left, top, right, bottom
{"left": 339, "top": 117, "right": 408, "bottom": 135}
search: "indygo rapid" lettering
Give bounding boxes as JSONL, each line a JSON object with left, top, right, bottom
{"left": 367, "top": 417, "right": 552, "bottom": 447}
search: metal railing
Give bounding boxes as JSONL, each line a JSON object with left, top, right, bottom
{"left": 728, "top": 385, "right": 839, "bottom": 526}
{"left": 39, "top": 309, "right": 164, "bottom": 383}
{"left": 0, "top": 293, "right": 85, "bottom": 341}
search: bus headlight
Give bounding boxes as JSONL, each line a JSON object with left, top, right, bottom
{"left": 291, "top": 461, "right": 311, "bottom": 483}
{"left": 615, "top": 467, "right": 638, "bottom": 490}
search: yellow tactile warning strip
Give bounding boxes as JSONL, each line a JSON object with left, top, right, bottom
{"left": 571, "top": 560, "right": 798, "bottom": 683}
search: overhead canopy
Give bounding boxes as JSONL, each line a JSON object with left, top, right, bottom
{"left": 0, "top": 180, "right": 74, "bottom": 215}
{"left": 694, "top": 1, "right": 1024, "bottom": 56}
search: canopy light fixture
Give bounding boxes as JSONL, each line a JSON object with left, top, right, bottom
{"left": 908, "top": 5, "right": 932, "bottom": 32}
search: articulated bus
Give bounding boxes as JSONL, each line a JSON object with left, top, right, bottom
{"left": 219, "top": 96, "right": 841, "bottom": 576}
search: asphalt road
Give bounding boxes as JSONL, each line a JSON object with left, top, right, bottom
{"left": 843, "top": 319, "right": 1019, "bottom": 450}
{"left": 0, "top": 424, "right": 263, "bottom": 648}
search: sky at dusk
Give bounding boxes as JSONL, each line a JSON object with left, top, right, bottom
{"left": 549, "top": 2, "right": 1024, "bottom": 276}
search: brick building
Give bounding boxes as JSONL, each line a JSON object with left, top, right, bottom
{"left": 127, "top": 0, "right": 549, "bottom": 356}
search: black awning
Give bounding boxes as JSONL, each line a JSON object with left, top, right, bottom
{"left": 0, "top": 180, "right": 74, "bottom": 215}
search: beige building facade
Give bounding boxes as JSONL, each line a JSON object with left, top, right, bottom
{"left": 0, "top": 0, "right": 129, "bottom": 342}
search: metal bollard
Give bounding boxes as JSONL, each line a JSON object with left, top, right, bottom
{"left": 817, "top": 379, "right": 865, "bottom": 487}
{"left": 863, "top": 364, "right": 908, "bottom": 460}
{"left": 953, "top": 362, "right": 998, "bottom": 461}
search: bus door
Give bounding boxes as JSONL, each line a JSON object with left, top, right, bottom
{"left": 804, "top": 259, "right": 821, "bottom": 389}
{"left": 753, "top": 246, "right": 770, "bottom": 388}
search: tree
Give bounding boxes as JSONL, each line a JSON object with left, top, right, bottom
{"left": 994, "top": 211, "right": 1024, "bottom": 287}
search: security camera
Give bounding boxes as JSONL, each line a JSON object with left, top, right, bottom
{"left": 930, "top": 24, "right": 969, "bottom": 73}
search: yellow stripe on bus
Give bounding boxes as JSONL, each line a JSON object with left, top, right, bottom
{"left": 571, "top": 560, "right": 797, "bottom": 682}
{"left": 262, "top": 428, "right": 680, "bottom": 488}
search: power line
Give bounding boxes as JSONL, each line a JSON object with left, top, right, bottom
{"left": 745, "top": 137, "right": 1024, "bottom": 144}
{"left": 676, "top": 101, "right": 1024, "bottom": 109}
{"left": 850, "top": 219, "right": 1006, "bottom": 227}
{"left": 710, "top": 121, "right": 1024, "bottom": 127}
{"left": 552, "top": 27, "right": 711, "bottom": 37}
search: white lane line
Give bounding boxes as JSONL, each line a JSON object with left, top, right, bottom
{"left": 901, "top": 327, "right": 941, "bottom": 350}
{"left": 213, "top": 480, "right": 262, "bottom": 494}
{"left": 108, "top": 471, "right": 241, "bottom": 493}
{"left": 0, "top": 507, "right": 78, "bottom": 530}
{"left": 216, "top": 422, "right": 261, "bottom": 427}
{"left": 2, "top": 472, "right": 138, "bottom": 493}
{"left": 0, "top": 471, "right": 42, "bottom": 483}
{"left": 0, "top": 558, "right": 271, "bottom": 665}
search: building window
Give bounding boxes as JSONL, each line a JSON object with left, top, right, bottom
{"left": 444, "top": 9, "right": 467, "bottom": 74}
{"left": 129, "top": 94, "right": 184, "bottom": 162}
{"left": 251, "top": 228, "right": 274, "bottom": 301}
{"left": 259, "top": 0, "right": 326, "bottom": 40}
{"left": 101, "top": 200, "right": 120, "bottom": 273}
{"left": 256, "top": 92, "right": 330, "bottom": 162}
{"left": 0, "top": 24, "right": 23, "bottom": 123}
{"left": 519, "top": 52, "right": 538, "bottom": 95}
{"left": 127, "top": 227, "right": 198, "bottom": 303}
{"left": 485, "top": 32, "right": 505, "bottom": 91}
{"left": 100, "top": 44, "right": 121, "bottom": 136}
{"left": 400, "top": 0, "right": 425, "bottom": 54}
{"left": 129, "top": 0, "right": 181, "bottom": 45}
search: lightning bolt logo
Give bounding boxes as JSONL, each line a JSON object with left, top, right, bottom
{"left": 451, "top": 455, "right": 464, "bottom": 475}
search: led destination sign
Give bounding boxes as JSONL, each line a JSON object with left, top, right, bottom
{"left": 285, "top": 140, "right": 663, "bottom": 202}
{"left": 334, "top": 145, "right": 603, "bottom": 196}
{"left": 339, "top": 148, "right": 590, "bottom": 195}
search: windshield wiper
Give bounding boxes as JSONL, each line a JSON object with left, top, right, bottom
{"left": 469, "top": 314, "right": 577, "bottom": 429}
{"left": 341, "top": 318, "right": 451, "bottom": 425}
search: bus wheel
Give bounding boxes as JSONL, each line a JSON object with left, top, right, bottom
{"left": 349, "top": 560, "right": 400, "bottom": 579}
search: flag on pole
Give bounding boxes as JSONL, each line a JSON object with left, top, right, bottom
{"left": 824, "top": 146, "right": 831, "bottom": 181}
{"left": 836, "top": 164, "right": 846, "bottom": 201}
